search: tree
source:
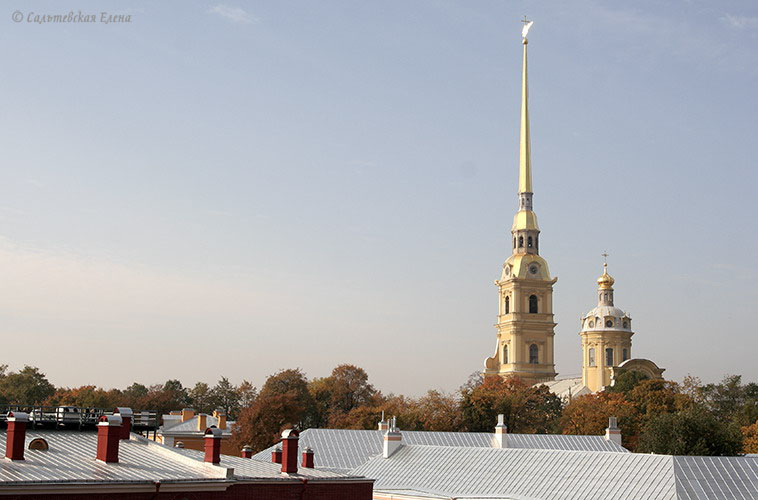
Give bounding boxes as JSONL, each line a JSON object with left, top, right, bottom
{"left": 690, "top": 375, "right": 758, "bottom": 427}
{"left": 45, "top": 386, "right": 122, "bottom": 408}
{"left": 461, "top": 376, "right": 561, "bottom": 433}
{"left": 0, "top": 366, "right": 56, "bottom": 404}
{"left": 210, "top": 377, "right": 241, "bottom": 419}
{"left": 308, "top": 364, "right": 378, "bottom": 428}
{"left": 637, "top": 407, "right": 743, "bottom": 456}
{"left": 189, "top": 382, "right": 214, "bottom": 414}
{"left": 414, "top": 390, "right": 463, "bottom": 431}
{"left": 605, "top": 369, "right": 650, "bottom": 393}
{"left": 232, "top": 369, "right": 314, "bottom": 452}
{"left": 561, "top": 391, "right": 638, "bottom": 449}
{"left": 238, "top": 380, "right": 257, "bottom": 409}
{"left": 742, "top": 420, "right": 758, "bottom": 454}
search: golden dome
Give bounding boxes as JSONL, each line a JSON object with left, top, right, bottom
{"left": 597, "top": 264, "right": 614, "bottom": 289}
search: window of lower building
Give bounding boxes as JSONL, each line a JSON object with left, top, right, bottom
{"left": 505, "top": 296, "right": 510, "bottom": 314}
{"left": 529, "top": 295, "right": 538, "bottom": 313}
{"left": 622, "top": 348, "right": 628, "bottom": 361}
{"left": 503, "top": 345, "right": 509, "bottom": 364}
{"left": 606, "top": 348, "right": 614, "bottom": 367}
{"left": 588, "top": 348, "right": 595, "bottom": 367}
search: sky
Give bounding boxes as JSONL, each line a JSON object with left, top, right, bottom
{"left": 1, "top": 0, "right": 757, "bottom": 396}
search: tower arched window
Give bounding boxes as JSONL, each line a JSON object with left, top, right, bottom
{"left": 513, "top": 237, "right": 516, "bottom": 249}
{"left": 503, "top": 345, "right": 509, "bottom": 364}
{"left": 622, "top": 348, "right": 628, "bottom": 362}
{"left": 518, "top": 236, "right": 524, "bottom": 248}
{"left": 529, "top": 295, "right": 538, "bottom": 313}
{"left": 588, "top": 348, "right": 595, "bottom": 366}
{"left": 529, "top": 344, "right": 538, "bottom": 364}
{"left": 504, "top": 296, "right": 510, "bottom": 314}
{"left": 527, "top": 236, "right": 533, "bottom": 248}
{"left": 605, "top": 348, "right": 614, "bottom": 367}
{"left": 535, "top": 236, "right": 538, "bottom": 251}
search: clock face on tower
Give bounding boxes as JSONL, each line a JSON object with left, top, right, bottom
{"left": 529, "top": 264, "right": 539, "bottom": 275}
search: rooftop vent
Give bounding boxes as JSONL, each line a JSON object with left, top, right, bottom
{"left": 28, "top": 438, "right": 49, "bottom": 451}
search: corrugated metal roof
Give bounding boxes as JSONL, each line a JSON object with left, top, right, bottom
{"left": 251, "top": 428, "right": 628, "bottom": 472}
{"left": 357, "top": 445, "right": 758, "bottom": 500}
{"left": 0, "top": 430, "right": 227, "bottom": 484}
{"left": 170, "top": 447, "right": 357, "bottom": 480}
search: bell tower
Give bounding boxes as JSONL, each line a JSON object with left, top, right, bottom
{"left": 484, "top": 21, "right": 558, "bottom": 385}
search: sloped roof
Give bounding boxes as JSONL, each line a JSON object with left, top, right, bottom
{"left": 356, "top": 445, "right": 758, "bottom": 500}
{"left": 161, "top": 415, "right": 234, "bottom": 436}
{"left": 170, "top": 447, "right": 359, "bottom": 480}
{"left": 0, "top": 430, "right": 228, "bottom": 485}
{"left": 251, "top": 428, "right": 627, "bottom": 472}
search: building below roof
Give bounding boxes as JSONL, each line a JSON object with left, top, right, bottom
{"left": 154, "top": 408, "right": 239, "bottom": 456}
{"left": 0, "top": 412, "right": 373, "bottom": 499}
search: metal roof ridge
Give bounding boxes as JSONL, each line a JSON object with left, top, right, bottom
{"left": 129, "top": 434, "right": 233, "bottom": 479}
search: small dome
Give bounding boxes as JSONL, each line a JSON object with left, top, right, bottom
{"left": 597, "top": 264, "right": 614, "bottom": 289}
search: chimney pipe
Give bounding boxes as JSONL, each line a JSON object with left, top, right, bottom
{"left": 280, "top": 429, "right": 299, "bottom": 474}
{"left": 272, "top": 446, "right": 282, "bottom": 464}
{"left": 383, "top": 416, "right": 402, "bottom": 458}
{"left": 181, "top": 408, "right": 195, "bottom": 422}
{"left": 5, "top": 411, "right": 30, "bottom": 461}
{"left": 204, "top": 427, "right": 223, "bottom": 464}
{"left": 114, "top": 407, "right": 133, "bottom": 440}
{"left": 605, "top": 416, "right": 623, "bottom": 447}
{"left": 241, "top": 445, "right": 253, "bottom": 458}
{"left": 97, "top": 414, "right": 123, "bottom": 463}
{"left": 301, "top": 447, "right": 314, "bottom": 468}
{"left": 214, "top": 410, "right": 227, "bottom": 430}
{"left": 494, "top": 414, "right": 508, "bottom": 448}
{"left": 197, "top": 413, "right": 208, "bottom": 432}
{"left": 378, "top": 410, "right": 388, "bottom": 431}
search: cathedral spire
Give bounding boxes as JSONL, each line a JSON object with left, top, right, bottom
{"left": 518, "top": 18, "right": 533, "bottom": 196}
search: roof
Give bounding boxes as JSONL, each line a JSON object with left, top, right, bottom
{"left": 538, "top": 377, "right": 591, "bottom": 400}
{"left": 161, "top": 415, "right": 234, "bottom": 436}
{"left": 357, "top": 444, "right": 758, "bottom": 500}
{"left": 171, "top": 447, "right": 359, "bottom": 480}
{"left": 251, "top": 428, "right": 628, "bottom": 472}
{"left": 0, "top": 429, "right": 370, "bottom": 490}
{"left": 0, "top": 430, "right": 228, "bottom": 486}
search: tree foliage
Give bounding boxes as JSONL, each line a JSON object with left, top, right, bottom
{"left": 637, "top": 408, "right": 743, "bottom": 456}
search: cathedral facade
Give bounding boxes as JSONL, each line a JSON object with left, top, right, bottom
{"left": 483, "top": 23, "right": 664, "bottom": 395}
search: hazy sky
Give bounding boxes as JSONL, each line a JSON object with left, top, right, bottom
{"left": 1, "top": 0, "right": 757, "bottom": 396}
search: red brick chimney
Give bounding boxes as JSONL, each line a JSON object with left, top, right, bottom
{"left": 280, "top": 429, "right": 299, "bottom": 474}
{"left": 5, "top": 411, "right": 30, "bottom": 461}
{"left": 97, "top": 414, "right": 123, "bottom": 463}
{"left": 204, "top": 426, "right": 222, "bottom": 464}
{"left": 114, "top": 407, "right": 133, "bottom": 440}
{"left": 241, "top": 445, "right": 253, "bottom": 458}
{"left": 301, "top": 446, "right": 314, "bottom": 468}
{"left": 271, "top": 445, "right": 282, "bottom": 464}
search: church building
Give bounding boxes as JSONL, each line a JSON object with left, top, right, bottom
{"left": 483, "top": 22, "right": 664, "bottom": 396}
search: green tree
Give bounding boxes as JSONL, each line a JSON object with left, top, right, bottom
{"left": 560, "top": 391, "right": 638, "bottom": 449}
{"left": 189, "top": 382, "right": 214, "bottom": 413}
{"left": 210, "top": 377, "right": 241, "bottom": 419}
{"left": 308, "top": 364, "right": 378, "bottom": 427}
{"left": 237, "top": 380, "right": 257, "bottom": 410}
{"left": 692, "top": 375, "right": 758, "bottom": 426}
{"left": 0, "top": 366, "right": 56, "bottom": 404}
{"left": 637, "top": 407, "right": 743, "bottom": 456}
{"left": 605, "top": 369, "right": 650, "bottom": 393}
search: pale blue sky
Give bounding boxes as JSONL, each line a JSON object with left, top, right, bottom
{"left": 1, "top": 0, "right": 756, "bottom": 395}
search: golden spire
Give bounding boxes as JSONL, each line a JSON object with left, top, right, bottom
{"left": 519, "top": 17, "right": 533, "bottom": 194}
{"left": 597, "top": 253, "right": 615, "bottom": 290}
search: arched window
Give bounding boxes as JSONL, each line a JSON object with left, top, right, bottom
{"left": 529, "top": 295, "right": 538, "bottom": 313}
{"left": 504, "top": 296, "right": 510, "bottom": 314}
{"left": 588, "top": 348, "right": 596, "bottom": 366}
{"left": 527, "top": 236, "right": 533, "bottom": 248}
{"left": 535, "top": 236, "right": 538, "bottom": 251}
{"left": 605, "top": 348, "right": 614, "bottom": 367}
{"left": 622, "top": 348, "right": 628, "bottom": 361}
{"left": 513, "top": 237, "right": 516, "bottom": 249}
{"left": 529, "top": 344, "right": 538, "bottom": 364}
{"left": 518, "top": 236, "right": 524, "bottom": 248}
{"left": 503, "top": 345, "right": 509, "bottom": 364}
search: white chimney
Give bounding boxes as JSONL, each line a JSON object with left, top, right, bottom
{"left": 494, "top": 414, "right": 508, "bottom": 448}
{"left": 604, "top": 416, "right": 622, "bottom": 447}
{"left": 383, "top": 416, "right": 402, "bottom": 458}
